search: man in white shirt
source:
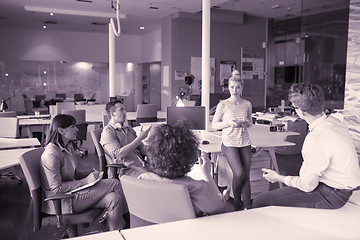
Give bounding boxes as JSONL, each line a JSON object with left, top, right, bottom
{"left": 252, "top": 83, "right": 360, "bottom": 209}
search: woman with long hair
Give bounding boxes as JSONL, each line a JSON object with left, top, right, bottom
{"left": 40, "top": 114, "right": 128, "bottom": 233}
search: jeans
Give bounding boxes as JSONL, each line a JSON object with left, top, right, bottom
{"left": 252, "top": 182, "right": 352, "bottom": 209}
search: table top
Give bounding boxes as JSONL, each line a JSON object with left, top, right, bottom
{"left": 18, "top": 118, "right": 52, "bottom": 126}
{"left": 121, "top": 203, "right": 360, "bottom": 240}
{"left": 196, "top": 124, "right": 299, "bottom": 153}
{"left": 0, "top": 147, "right": 38, "bottom": 170}
{"left": 0, "top": 138, "right": 40, "bottom": 150}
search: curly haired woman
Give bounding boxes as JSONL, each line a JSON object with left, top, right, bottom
{"left": 138, "top": 123, "right": 233, "bottom": 216}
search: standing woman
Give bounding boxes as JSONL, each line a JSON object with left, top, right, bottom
{"left": 212, "top": 73, "right": 253, "bottom": 210}
{"left": 40, "top": 114, "right": 127, "bottom": 233}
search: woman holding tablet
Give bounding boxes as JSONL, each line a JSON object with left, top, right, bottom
{"left": 212, "top": 73, "right": 253, "bottom": 210}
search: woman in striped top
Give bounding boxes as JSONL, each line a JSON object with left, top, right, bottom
{"left": 212, "top": 74, "right": 253, "bottom": 210}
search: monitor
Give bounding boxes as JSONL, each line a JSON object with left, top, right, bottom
{"left": 166, "top": 106, "right": 206, "bottom": 130}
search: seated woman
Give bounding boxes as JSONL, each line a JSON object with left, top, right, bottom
{"left": 40, "top": 114, "right": 128, "bottom": 232}
{"left": 138, "top": 123, "right": 233, "bottom": 216}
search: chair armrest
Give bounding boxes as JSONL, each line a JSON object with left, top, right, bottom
{"left": 44, "top": 193, "right": 75, "bottom": 228}
{"left": 44, "top": 193, "right": 74, "bottom": 201}
{"left": 107, "top": 163, "right": 127, "bottom": 169}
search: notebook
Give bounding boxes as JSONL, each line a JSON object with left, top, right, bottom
{"left": 68, "top": 171, "right": 104, "bottom": 194}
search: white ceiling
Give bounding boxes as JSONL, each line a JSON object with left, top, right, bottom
{"left": 0, "top": 0, "right": 349, "bottom": 35}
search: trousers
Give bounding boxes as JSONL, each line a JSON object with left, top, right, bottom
{"left": 252, "top": 182, "right": 352, "bottom": 209}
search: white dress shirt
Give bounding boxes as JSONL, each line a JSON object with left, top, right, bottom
{"left": 284, "top": 114, "right": 360, "bottom": 192}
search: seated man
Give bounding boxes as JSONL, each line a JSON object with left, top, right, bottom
{"left": 138, "top": 123, "right": 233, "bottom": 216}
{"left": 100, "top": 100, "right": 151, "bottom": 179}
{"left": 252, "top": 83, "right": 360, "bottom": 209}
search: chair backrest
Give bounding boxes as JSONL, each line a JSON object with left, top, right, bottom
{"left": 90, "top": 128, "right": 107, "bottom": 176}
{"left": 0, "top": 117, "right": 19, "bottom": 138}
{"left": 136, "top": 104, "right": 158, "bottom": 125}
{"left": 18, "top": 147, "right": 45, "bottom": 231}
{"left": 74, "top": 93, "right": 85, "bottom": 101}
{"left": 136, "top": 104, "right": 158, "bottom": 118}
{"left": 0, "top": 111, "right": 17, "bottom": 117}
{"left": 24, "top": 98, "right": 34, "bottom": 114}
{"left": 102, "top": 114, "right": 109, "bottom": 127}
{"left": 54, "top": 102, "right": 75, "bottom": 116}
{"left": 55, "top": 93, "right": 66, "bottom": 100}
{"left": 120, "top": 175, "right": 196, "bottom": 228}
{"left": 61, "top": 109, "right": 86, "bottom": 124}
{"left": 18, "top": 148, "right": 45, "bottom": 192}
{"left": 35, "top": 95, "right": 46, "bottom": 102}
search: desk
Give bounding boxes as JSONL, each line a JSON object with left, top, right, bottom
{"left": 0, "top": 147, "right": 38, "bottom": 170}
{"left": 0, "top": 138, "right": 40, "bottom": 150}
{"left": 18, "top": 118, "right": 52, "bottom": 146}
{"left": 121, "top": 203, "right": 360, "bottom": 240}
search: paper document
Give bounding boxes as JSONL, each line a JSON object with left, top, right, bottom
{"left": 68, "top": 171, "right": 104, "bottom": 194}
{"left": 348, "top": 190, "right": 360, "bottom": 206}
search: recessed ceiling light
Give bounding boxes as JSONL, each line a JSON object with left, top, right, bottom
{"left": 5, "top": 73, "right": 9, "bottom": 77}
{"left": 49, "top": 12, "right": 54, "bottom": 16}
{"left": 140, "top": 26, "right": 145, "bottom": 30}
{"left": 42, "top": 25, "right": 47, "bottom": 29}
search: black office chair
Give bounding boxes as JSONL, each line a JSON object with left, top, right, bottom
{"left": 61, "top": 109, "right": 88, "bottom": 157}
{"left": 90, "top": 128, "right": 126, "bottom": 179}
{"left": 18, "top": 148, "right": 103, "bottom": 238}
{"left": 55, "top": 93, "right": 66, "bottom": 100}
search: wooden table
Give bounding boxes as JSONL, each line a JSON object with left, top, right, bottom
{"left": 0, "top": 137, "right": 40, "bottom": 150}
{"left": 121, "top": 202, "right": 360, "bottom": 240}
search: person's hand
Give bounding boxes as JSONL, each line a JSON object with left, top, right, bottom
{"left": 137, "top": 126, "right": 152, "bottom": 141}
{"left": 83, "top": 169, "right": 100, "bottom": 184}
{"left": 198, "top": 156, "right": 212, "bottom": 177}
{"left": 262, "top": 168, "right": 280, "bottom": 183}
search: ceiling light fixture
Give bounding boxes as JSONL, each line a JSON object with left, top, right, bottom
{"left": 24, "top": 6, "right": 126, "bottom": 19}
{"left": 271, "top": 4, "right": 281, "bottom": 9}
{"left": 140, "top": 26, "right": 145, "bottom": 30}
{"left": 49, "top": 12, "right": 54, "bottom": 16}
{"left": 42, "top": 25, "right": 47, "bottom": 29}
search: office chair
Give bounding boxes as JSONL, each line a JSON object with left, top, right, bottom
{"left": 74, "top": 93, "right": 85, "bottom": 102}
{"left": 90, "top": 128, "right": 126, "bottom": 179}
{"left": 55, "top": 93, "right": 66, "bottom": 100}
{"left": 18, "top": 148, "right": 103, "bottom": 238}
{"left": 0, "top": 117, "right": 22, "bottom": 183}
{"left": 135, "top": 104, "right": 158, "bottom": 126}
{"left": 24, "top": 98, "right": 49, "bottom": 115}
{"left": 120, "top": 175, "right": 196, "bottom": 228}
{"left": 61, "top": 109, "right": 88, "bottom": 157}
{"left": 52, "top": 102, "right": 75, "bottom": 116}
{"left": 102, "top": 114, "right": 109, "bottom": 127}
